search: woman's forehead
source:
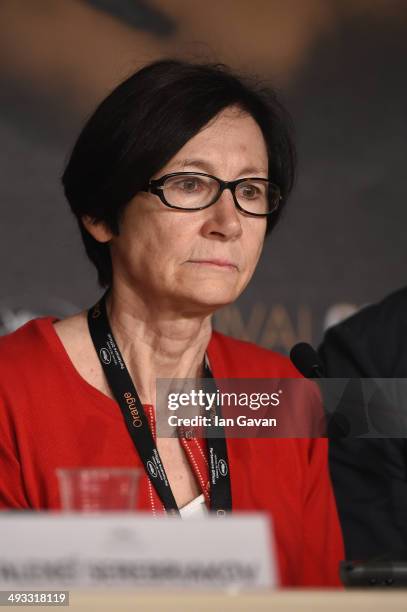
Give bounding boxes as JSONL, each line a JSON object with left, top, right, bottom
{"left": 164, "top": 112, "right": 268, "bottom": 174}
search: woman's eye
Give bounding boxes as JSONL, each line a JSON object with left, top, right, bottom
{"left": 177, "top": 178, "right": 202, "bottom": 192}
{"left": 241, "top": 184, "right": 260, "bottom": 199}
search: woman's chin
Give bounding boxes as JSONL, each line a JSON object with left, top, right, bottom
{"left": 176, "top": 287, "right": 239, "bottom": 314}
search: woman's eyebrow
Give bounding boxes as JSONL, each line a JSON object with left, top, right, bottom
{"left": 177, "top": 158, "right": 214, "bottom": 172}
{"left": 174, "top": 158, "right": 268, "bottom": 176}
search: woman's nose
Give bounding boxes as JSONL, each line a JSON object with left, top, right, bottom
{"left": 201, "top": 188, "right": 242, "bottom": 240}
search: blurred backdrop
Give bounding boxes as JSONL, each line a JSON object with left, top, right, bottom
{"left": 1, "top": 0, "right": 406, "bottom": 352}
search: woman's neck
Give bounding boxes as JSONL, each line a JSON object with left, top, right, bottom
{"left": 106, "top": 287, "right": 213, "bottom": 405}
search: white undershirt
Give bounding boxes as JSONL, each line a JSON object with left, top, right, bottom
{"left": 179, "top": 493, "right": 207, "bottom": 519}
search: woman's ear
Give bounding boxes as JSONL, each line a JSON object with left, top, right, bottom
{"left": 82, "top": 215, "right": 113, "bottom": 243}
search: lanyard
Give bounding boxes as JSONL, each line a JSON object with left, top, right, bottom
{"left": 87, "top": 294, "right": 232, "bottom": 516}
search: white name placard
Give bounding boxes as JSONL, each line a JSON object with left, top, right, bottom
{"left": 0, "top": 513, "right": 276, "bottom": 590}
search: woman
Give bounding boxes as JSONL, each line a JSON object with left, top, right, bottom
{"left": 0, "top": 60, "right": 343, "bottom": 586}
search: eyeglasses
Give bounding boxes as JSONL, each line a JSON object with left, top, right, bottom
{"left": 144, "top": 172, "right": 281, "bottom": 217}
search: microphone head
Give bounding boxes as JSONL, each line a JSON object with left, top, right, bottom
{"left": 290, "top": 342, "right": 325, "bottom": 378}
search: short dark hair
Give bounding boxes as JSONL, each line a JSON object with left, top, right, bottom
{"left": 62, "top": 59, "right": 296, "bottom": 287}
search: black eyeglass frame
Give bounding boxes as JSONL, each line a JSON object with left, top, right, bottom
{"left": 144, "top": 172, "right": 282, "bottom": 217}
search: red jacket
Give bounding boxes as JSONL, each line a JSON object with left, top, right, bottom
{"left": 0, "top": 318, "right": 344, "bottom": 587}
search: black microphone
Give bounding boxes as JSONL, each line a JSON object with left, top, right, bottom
{"left": 290, "top": 342, "right": 350, "bottom": 438}
{"left": 290, "top": 342, "right": 325, "bottom": 379}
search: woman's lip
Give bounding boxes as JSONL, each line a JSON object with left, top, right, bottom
{"left": 188, "top": 259, "right": 238, "bottom": 269}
